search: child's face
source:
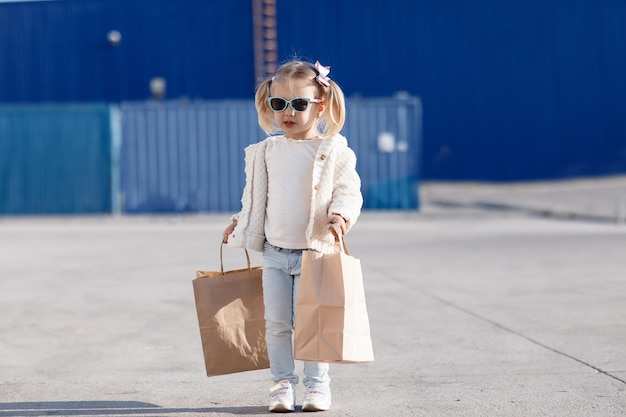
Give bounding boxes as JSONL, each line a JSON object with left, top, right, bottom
{"left": 269, "top": 78, "right": 325, "bottom": 140}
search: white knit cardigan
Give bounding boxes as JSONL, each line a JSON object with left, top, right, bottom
{"left": 227, "top": 133, "right": 363, "bottom": 254}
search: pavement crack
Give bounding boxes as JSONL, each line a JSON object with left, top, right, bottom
{"left": 420, "top": 290, "right": 626, "bottom": 386}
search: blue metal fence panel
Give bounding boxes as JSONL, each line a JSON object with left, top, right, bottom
{"left": 344, "top": 97, "right": 422, "bottom": 210}
{"left": 120, "top": 100, "right": 263, "bottom": 213}
{"left": 0, "top": 104, "right": 112, "bottom": 214}
{"left": 120, "top": 98, "right": 421, "bottom": 213}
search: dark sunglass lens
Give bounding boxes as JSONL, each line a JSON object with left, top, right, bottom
{"left": 291, "top": 99, "right": 308, "bottom": 111}
{"left": 270, "top": 98, "right": 287, "bottom": 111}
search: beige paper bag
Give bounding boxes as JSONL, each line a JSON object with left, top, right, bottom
{"left": 294, "top": 228, "right": 374, "bottom": 363}
{"left": 193, "top": 244, "right": 269, "bottom": 376}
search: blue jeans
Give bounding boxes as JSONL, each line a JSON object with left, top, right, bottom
{"left": 262, "top": 241, "right": 330, "bottom": 386}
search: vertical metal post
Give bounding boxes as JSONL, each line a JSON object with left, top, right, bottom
{"left": 252, "top": 0, "right": 277, "bottom": 82}
{"left": 109, "top": 104, "right": 122, "bottom": 216}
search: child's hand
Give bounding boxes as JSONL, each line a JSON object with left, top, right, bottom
{"left": 326, "top": 214, "right": 347, "bottom": 239}
{"left": 222, "top": 221, "right": 237, "bottom": 244}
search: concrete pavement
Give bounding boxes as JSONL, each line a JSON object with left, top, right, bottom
{"left": 0, "top": 176, "right": 625, "bottom": 416}
{"left": 420, "top": 175, "right": 626, "bottom": 223}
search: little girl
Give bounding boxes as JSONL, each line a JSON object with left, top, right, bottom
{"left": 223, "top": 59, "right": 363, "bottom": 412}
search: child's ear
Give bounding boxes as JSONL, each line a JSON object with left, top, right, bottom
{"left": 317, "top": 101, "right": 327, "bottom": 117}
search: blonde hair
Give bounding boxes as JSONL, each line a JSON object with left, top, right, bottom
{"left": 255, "top": 60, "right": 346, "bottom": 137}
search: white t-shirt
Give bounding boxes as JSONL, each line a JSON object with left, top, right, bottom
{"left": 264, "top": 136, "right": 323, "bottom": 249}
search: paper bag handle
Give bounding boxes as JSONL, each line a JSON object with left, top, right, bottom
{"left": 219, "top": 242, "right": 252, "bottom": 274}
{"left": 329, "top": 223, "right": 350, "bottom": 255}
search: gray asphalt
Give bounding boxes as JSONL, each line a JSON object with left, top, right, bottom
{"left": 1, "top": 176, "right": 625, "bottom": 416}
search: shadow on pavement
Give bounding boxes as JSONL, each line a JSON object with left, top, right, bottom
{"left": 0, "top": 401, "right": 265, "bottom": 416}
{"left": 430, "top": 199, "right": 617, "bottom": 224}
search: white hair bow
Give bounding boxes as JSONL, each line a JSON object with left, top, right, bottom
{"left": 314, "top": 61, "right": 331, "bottom": 87}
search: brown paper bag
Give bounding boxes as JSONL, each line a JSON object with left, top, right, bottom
{"left": 294, "top": 226, "right": 374, "bottom": 363}
{"left": 193, "top": 244, "right": 269, "bottom": 376}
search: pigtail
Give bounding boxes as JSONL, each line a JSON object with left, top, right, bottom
{"left": 255, "top": 79, "right": 278, "bottom": 134}
{"left": 319, "top": 79, "right": 346, "bottom": 137}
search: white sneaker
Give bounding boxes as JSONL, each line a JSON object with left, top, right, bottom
{"left": 269, "top": 379, "right": 296, "bottom": 413}
{"left": 302, "top": 383, "right": 331, "bottom": 412}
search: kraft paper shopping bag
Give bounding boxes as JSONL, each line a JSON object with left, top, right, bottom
{"left": 294, "top": 225, "right": 374, "bottom": 363}
{"left": 193, "top": 244, "right": 269, "bottom": 376}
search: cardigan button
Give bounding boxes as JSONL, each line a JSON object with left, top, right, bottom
{"left": 314, "top": 184, "right": 320, "bottom": 190}
{"left": 320, "top": 154, "right": 327, "bottom": 160}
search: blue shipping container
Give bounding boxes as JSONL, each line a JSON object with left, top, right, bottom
{"left": 0, "top": 104, "right": 113, "bottom": 214}
{"left": 120, "top": 97, "right": 421, "bottom": 213}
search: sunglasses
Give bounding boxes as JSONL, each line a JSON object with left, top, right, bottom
{"left": 267, "top": 97, "right": 323, "bottom": 112}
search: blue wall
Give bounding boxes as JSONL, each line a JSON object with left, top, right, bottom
{"left": 0, "top": 0, "right": 255, "bottom": 102}
{"left": 277, "top": 0, "right": 626, "bottom": 180}
{"left": 1, "top": 0, "right": 625, "bottom": 181}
